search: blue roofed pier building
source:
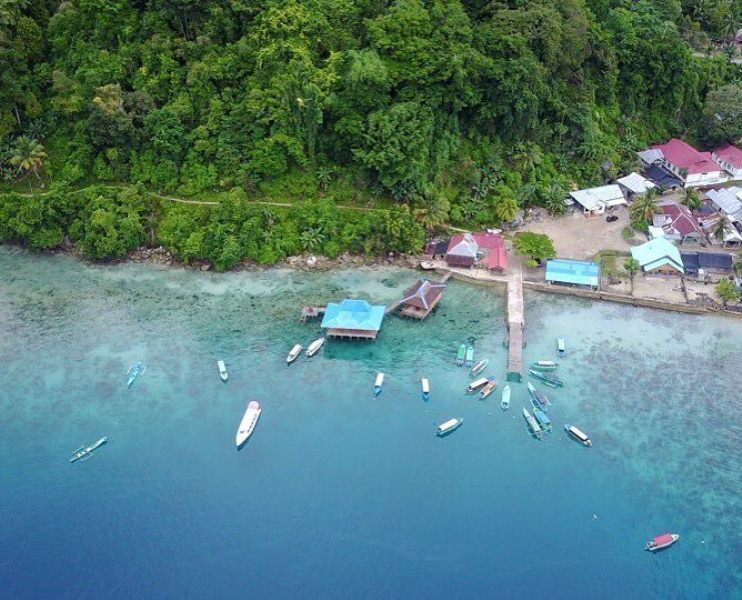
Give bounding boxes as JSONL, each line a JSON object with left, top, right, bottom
{"left": 545, "top": 259, "right": 601, "bottom": 290}
{"left": 320, "top": 299, "right": 386, "bottom": 340}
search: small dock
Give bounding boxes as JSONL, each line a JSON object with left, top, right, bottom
{"left": 506, "top": 269, "right": 525, "bottom": 382}
{"left": 300, "top": 306, "right": 326, "bottom": 322}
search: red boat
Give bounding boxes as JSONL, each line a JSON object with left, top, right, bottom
{"left": 645, "top": 533, "right": 679, "bottom": 552}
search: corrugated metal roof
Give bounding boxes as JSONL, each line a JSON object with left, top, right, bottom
{"left": 617, "top": 172, "right": 655, "bottom": 194}
{"left": 630, "top": 238, "right": 684, "bottom": 273}
{"left": 321, "top": 299, "right": 386, "bottom": 331}
{"left": 545, "top": 259, "right": 600, "bottom": 287}
{"left": 707, "top": 187, "right": 742, "bottom": 221}
{"left": 569, "top": 185, "right": 624, "bottom": 211}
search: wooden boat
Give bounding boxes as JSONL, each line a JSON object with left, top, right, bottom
{"left": 530, "top": 360, "right": 558, "bottom": 371}
{"left": 374, "top": 372, "right": 384, "bottom": 396}
{"left": 466, "top": 377, "right": 489, "bottom": 393}
{"left": 306, "top": 337, "right": 325, "bottom": 357}
{"left": 645, "top": 533, "right": 679, "bottom": 552}
{"left": 564, "top": 424, "right": 592, "bottom": 447}
{"left": 217, "top": 360, "right": 228, "bottom": 381}
{"left": 465, "top": 345, "right": 474, "bottom": 367}
{"left": 286, "top": 344, "right": 303, "bottom": 364}
{"left": 70, "top": 437, "right": 108, "bottom": 463}
{"left": 527, "top": 382, "right": 550, "bottom": 409}
{"left": 470, "top": 358, "right": 489, "bottom": 376}
{"left": 456, "top": 344, "right": 466, "bottom": 366}
{"left": 236, "top": 400, "right": 262, "bottom": 448}
{"left": 529, "top": 369, "right": 564, "bottom": 388}
{"left": 557, "top": 338, "right": 565, "bottom": 357}
{"left": 436, "top": 418, "right": 463, "bottom": 436}
{"left": 533, "top": 407, "right": 552, "bottom": 431}
{"left": 500, "top": 385, "right": 511, "bottom": 410}
{"left": 127, "top": 362, "right": 146, "bottom": 388}
{"left": 421, "top": 378, "right": 430, "bottom": 401}
{"left": 478, "top": 377, "right": 497, "bottom": 400}
{"left": 522, "top": 408, "right": 543, "bottom": 440}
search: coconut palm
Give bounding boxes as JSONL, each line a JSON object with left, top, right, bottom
{"left": 541, "top": 182, "right": 568, "bottom": 215}
{"left": 9, "top": 136, "right": 46, "bottom": 190}
{"left": 681, "top": 187, "right": 702, "bottom": 210}
{"left": 494, "top": 195, "right": 520, "bottom": 223}
{"left": 316, "top": 167, "right": 333, "bottom": 193}
{"left": 629, "top": 187, "right": 659, "bottom": 226}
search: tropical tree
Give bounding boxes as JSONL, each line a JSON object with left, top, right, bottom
{"left": 629, "top": 188, "right": 659, "bottom": 230}
{"left": 681, "top": 188, "right": 702, "bottom": 210}
{"left": 541, "top": 182, "right": 568, "bottom": 215}
{"left": 624, "top": 257, "right": 640, "bottom": 293}
{"left": 299, "top": 227, "right": 326, "bottom": 252}
{"left": 414, "top": 187, "right": 450, "bottom": 232}
{"left": 493, "top": 195, "right": 520, "bottom": 223}
{"left": 716, "top": 279, "right": 740, "bottom": 306}
{"left": 513, "top": 232, "right": 556, "bottom": 264}
{"left": 9, "top": 136, "right": 46, "bottom": 189}
{"left": 316, "top": 167, "right": 334, "bottom": 193}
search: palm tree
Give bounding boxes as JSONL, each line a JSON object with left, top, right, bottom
{"left": 414, "top": 187, "right": 450, "bottom": 232}
{"left": 9, "top": 136, "right": 46, "bottom": 191}
{"left": 299, "top": 227, "right": 326, "bottom": 252}
{"left": 509, "top": 143, "right": 542, "bottom": 179}
{"left": 712, "top": 216, "right": 732, "bottom": 246}
{"left": 494, "top": 195, "right": 519, "bottom": 223}
{"left": 316, "top": 167, "right": 333, "bottom": 193}
{"left": 681, "top": 188, "right": 702, "bottom": 210}
{"left": 629, "top": 188, "right": 659, "bottom": 227}
{"left": 541, "top": 182, "right": 568, "bottom": 215}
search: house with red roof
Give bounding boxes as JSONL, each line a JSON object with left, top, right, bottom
{"left": 444, "top": 231, "right": 509, "bottom": 271}
{"left": 650, "top": 139, "right": 727, "bottom": 188}
{"left": 651, "top": 201, "right": 704, "bottom": 245}
{"left": 711, "top": 143, "right": 742, "bottom": 179}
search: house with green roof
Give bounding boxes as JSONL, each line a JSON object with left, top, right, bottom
{"left": 630, "top": 238, "right": 684, "bottom": 275}
{"left": 320, "top": 299, "right": 386, "bottom": 340}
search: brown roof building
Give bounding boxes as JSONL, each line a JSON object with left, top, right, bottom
{"left": 398, "top": 279, "right": 446, "bottom": 320}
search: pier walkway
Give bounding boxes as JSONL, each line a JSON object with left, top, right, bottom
{"left": 506, "top": 268, "right": 524, "bottom": 382}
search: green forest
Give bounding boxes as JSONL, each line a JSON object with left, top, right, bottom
{"left": 0, "top": 0, "right": 741, "bottom": 268}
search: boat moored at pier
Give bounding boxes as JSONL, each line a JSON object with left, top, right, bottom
{"left": 286, "top": 344, "right": 303, "bottom": 364}
{"left": 500, "top": 385, "right": 511, "bottom": 410}
{"left": 478, "top": 378, "right": 497, "bottom": 400}
{"left": 306, "top": 338, "right": 325, "bottom": 357}
{"left": 466, "top": 377, "right": 489, "bottom": 393}
{"left": 533, "top": 407, "right": 552, "bottom": 431}
{"left": 530, "top": 360, "right": 558, "bottom": 371}
{"left": 470, "top": 358, "right": 489, "bottom": 376}
{"left": 522, "top": 408, "right": 543, "bottom": 440}
{"left": 456, "top": 344, "right": 466, "bottom": 366}
{"left": 527, "top": 382, "right": 550, "bottom": 409}
{"left": 529, "top": 370, "right": 564, "bottom": 388}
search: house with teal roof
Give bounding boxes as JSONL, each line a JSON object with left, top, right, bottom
{"left": 321, "top": 299, "right": 386, "bottom": 340}
{"left": 630, "top": 238, "right": 684, "bottom": 275}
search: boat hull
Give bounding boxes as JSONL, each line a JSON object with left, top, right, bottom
{"left": 500, "top": 385, "right": 511, "bottom": 410}
{"left": 436, "top": 419, "right": 463, "bottom": 436}
{"left": 236, "top": 401, "right": 262, "bottom": 449}
{"left": 645, "top": 534, "right": 680, "bottom": 552}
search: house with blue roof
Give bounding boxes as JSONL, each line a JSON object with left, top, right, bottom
{"left": 545, "top": 259, "right": 601, "bottom": 289}
{"left": 320, "top": 299, "right": 386, "bottom": 340}
{"left": 631, "top": 238, "right": 684, "bottom": 275}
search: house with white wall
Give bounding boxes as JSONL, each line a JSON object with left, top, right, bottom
{"left": 648, "top": 139, "right": 727, "bottom": 188}
{"left": 711, "top": 143, "right": 742, "bottom": 180}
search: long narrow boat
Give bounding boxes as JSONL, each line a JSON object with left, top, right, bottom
{"left": 306, "top": 338, "right": 325, "bottom": 357}
{"left": 529, "top": 370, "right": 564, "bottom": 388}
{"left": 557, "top": 338, "right": 565, "bottom": 357}
{"left": 645, "top": 533, "right": 679, "bottom": 552}
{"left": 217, "top": 360, "right": 228, "bottom": 381}
{"left": 527, "top": 382, "right": 551, "bottom": 409}
{"left": 436, "top": 418, "right": 463, "bottom": 437}
{"left": 478, "top": 377, "right": 497, "bottom": 400}
{"left": 421, "top": 378, "right": 430, "bottom": 401}
{"left": 466, "top": 377, "right": 489, "bottom": 393}
{"left": 533, "top": 407, "right": 552, "bottom": 432}
{"left": 530, "top": 360, "right": 558, "bottom": 371}
{"left": 286, "top": 344, "right": 303, "bottom": 364}
{"left": 70, "top": 437, "right": 108, "bottom": 463}
{"left": 236, "top": 400, "right": 262, "bottom": 449}
{"left": 374, "top": 372, "right": 384, "bottom": 396}
{"left": 127, "top": 362, "right": 146, "bottom": 388}
{"left": 565, "top": 424, "right": 592, "bottom": 447}
{"left": 456, "top": 344, "right": 466, "bottom": 366}
{"left": 470, "top": 358, "right": 489, "bottom": 376}
{"left": 522, "top": 408, "right": 543, "bottom": 440}
{"left": 465, "top": 346, "right": 474, "bottom": 367}
{"left": 500, "top": 385, "right": 511, "bottom": 410}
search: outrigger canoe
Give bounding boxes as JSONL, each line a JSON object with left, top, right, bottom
{"left": 471, "top": 358, "right": 489, "bottom": 376}
{"left": 500, "top": 385, "right": 511, "bottom": 410}
{"left": 456, "top": 344, "right": 466, "bottom": 366}
{"left": 529, "top": 369, "right": 564, "bottom": 388}
{"left": 522, "top": 408, "right": 543, "bottom": 440}
{"left": 421, "top": 378, "right": 430, "bottom": 401}
{"left": 127, "top": 362, "right": 146, "bottom": 388}
{"left": 70, "top": 437, "right": 108, "bottom": 463}
{"left": 478, "top": 377, "right": 497, "bottom": 400}
{"left": 527, "top": 382, "right": 551, "bottom": 409}
{"left": 530, "top": 360, "right": 558, "bottom": 371}
{"left": 465, "top": 346, "right": 474, "bottom": 367}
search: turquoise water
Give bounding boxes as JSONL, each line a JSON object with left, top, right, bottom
{"left": 1, "top": 247, "right": 740, "bottom": 599}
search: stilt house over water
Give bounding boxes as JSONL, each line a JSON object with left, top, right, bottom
{"left": 320, "top": 299, "right": 386, "bottom": 340}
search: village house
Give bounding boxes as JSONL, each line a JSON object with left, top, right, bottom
{"left": 320, "top": 299, "right": 386, "bottom": 340}
{"left": 711, "top": 143, "right": 742, "bottom": 179}
{"left": 680, "top": 251, "right": 734, "bottom": 280}
{"left": 639, "top": 139, "right": 727, "bottom": 188}
{"left": 651, "top": 202, "right": 705, "bottom": 246}
{"left": 444, "top": 231, "right": 508, "bottom": 271}
{"left": 567, "top": 184, "right": 626, "bottom": 216}
{"left": 616, "top": 172, "right": 655, "bottom": 201}
{"left": 706, "top": 187, "right": 742, "bottom": 223}
{"left": 398, "top": 278, "right": 446, "bottom": 320}
{"left": 630, "top": 238, "right": 685, "bottom": 275}
{"left": 642, "top": 163, "right": 682, "bottom": 191}
{"left": 545, "top": 259, "right": 600, "bottom": 289}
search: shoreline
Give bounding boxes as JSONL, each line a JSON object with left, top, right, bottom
{"left": 3, "top": 242, "right": 739, "bottom": 319}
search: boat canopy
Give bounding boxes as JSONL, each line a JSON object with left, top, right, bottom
{"left": 422, "top": 379, "right": 430, "bottom": 393}
{"left": 439, "top": 418, "right": 458, "bottom": 431}
{"left": 654, "top": 534, "right": 675, "bottom": 545}
{"left": 569, "top": 426, "right": 589, "bottom": 441}
{"left": 468, "top": 377, "right": 488, "bottom": 388}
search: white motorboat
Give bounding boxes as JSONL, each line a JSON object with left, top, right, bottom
{"left": 500, "top": 385, "right": 511, "bottom": 410}
{"left": 466, "top": 377, "right": 489, "bottom": 393}
{"left": 236, "top": 400, "right": 262, "bottom": 448}
{"left": 470, "top": 358, "right": 489, "bottom": 376}
{"left": 306, "top": 338, "right": 325, "bottom": 357}
{"left": 421, "top": 378, "right": 430, "bottom": 400}
{"left": 436, "top": 418, "right": 463, "bottom": 436}
{"left": 565, "top": 424, "right": 592, "bottom": 447}
{"left": 287, "top": 344, "right": 303, "bottom": 364}
{"left": 557, "top": 338, "right": 565, "bottom": 357}
{"left": 217, "top": 360, "right": 228, "bottom": 381}
{"left": 374, "top": 372, "right": 384, "bottom": 396}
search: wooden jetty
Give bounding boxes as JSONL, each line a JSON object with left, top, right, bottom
{"left": 506, "top": 269, "right": 525, "bottom": 382}
{"left": 300, "top": 306, "right": 326, "bottom": 322}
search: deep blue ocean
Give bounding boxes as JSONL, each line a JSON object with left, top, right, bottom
{"left": 1, "top": 247, "right": 740, "bottom": 599}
